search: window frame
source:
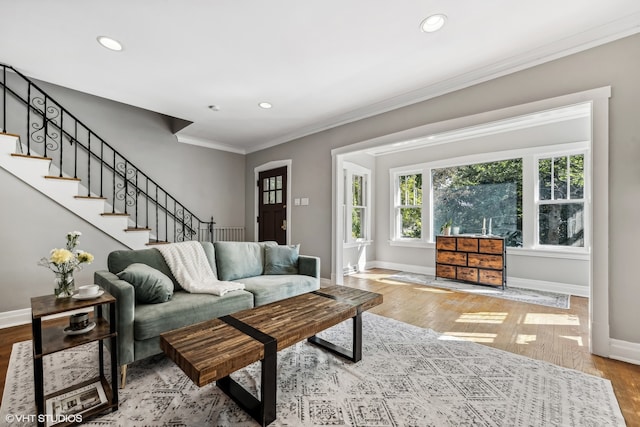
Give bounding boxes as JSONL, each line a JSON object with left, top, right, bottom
{"left": 343, "top": 162, "right": 372, "bottom": 246}
{"left": 390, "top": 168, "right": 426, "bottom": 244}
{"left": 534, "top": 148, "right": 590, "bottom": 251}
{"left": 388, "top": 142, "right": 590, "bottom": 256}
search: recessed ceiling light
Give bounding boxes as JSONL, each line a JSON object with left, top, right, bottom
{"left": 420, "top": 14, "right": 447, "bottom": 33}
{"left": 97, "top": 36, "right": 123, "bottom": 51}
{"left": 208, "top": 105, "right": 220, "bottom": 111}
{"left": 258, "top": 102, "right": 273, "bottom": 109}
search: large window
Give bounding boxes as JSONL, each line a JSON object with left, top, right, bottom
{"left": 394, "top": 173, "right": 423, "bottom": 239}
{"left": 432, "top": 159, "right": 523, "bottom": 246}
{"left": 537, "top": 153, "right": 585, "bottom": 247}
{"left": 389, "top": 144, "right": 589, "bottom": 251}
{"left": 344, "top": 163, "right": 371, "bottom": 243}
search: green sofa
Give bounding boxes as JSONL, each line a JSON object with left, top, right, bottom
{"left": 94, "top": 241, "right": 320, "bottom": 386}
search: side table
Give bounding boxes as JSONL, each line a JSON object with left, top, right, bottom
{"left": 31, "top": 291, "right": 118, "bottom": 427}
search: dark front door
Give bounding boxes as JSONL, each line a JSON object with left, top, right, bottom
{"left": 258, "top": 166, "right": 287, "bottom": 244}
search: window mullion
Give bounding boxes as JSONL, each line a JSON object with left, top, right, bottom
{"left": 566, "top": 155, "right": 571, "bottom": 200}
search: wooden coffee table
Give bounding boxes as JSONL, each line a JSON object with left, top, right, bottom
{"left": 160, "top": 286, "right": 382, "bottom": 425}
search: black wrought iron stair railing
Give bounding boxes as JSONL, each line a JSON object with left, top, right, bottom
{"left": 0, "top": 63, "right": 214, "bottom": 244}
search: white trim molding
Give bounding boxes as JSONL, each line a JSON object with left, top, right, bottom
{"left": 609, "top": 339, "right": 640, "bottom": 366}
{"left": 0, "top": 308, "right": 31, "bottom": 329}
{"left": 176, "top": 134, "right": 246, "bottom": 155}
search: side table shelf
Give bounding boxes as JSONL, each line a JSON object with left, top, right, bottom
{"left": 31, "top": 292, "right": 118, "bottom": 427}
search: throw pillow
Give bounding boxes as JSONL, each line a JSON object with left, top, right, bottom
{"left": 117, "top": 263, "right": 174, "bottom": 304}
{"left": 264, "top": 244, "right": 300, "bottom": 275}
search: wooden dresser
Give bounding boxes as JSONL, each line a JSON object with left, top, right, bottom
{"left": 435, "top": 235, "right": 506, "bottom": 288}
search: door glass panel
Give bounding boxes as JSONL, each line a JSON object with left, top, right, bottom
{"left": 269, "top": 177, "right": 276, "bottom": 191}
{"left": 263, "top": 192, "right": 270, "bottom": 204}
{"left": 263, "top": 178, "right": 270, "bottom": 191}
{"left": 276, "top": 176, "right": 282, "bottom": 190}
{"left": 269, "top": 191, "right": 275, "bottom": 204}
{"left": 276, "top": 190, "right": 282, "bottom": 203}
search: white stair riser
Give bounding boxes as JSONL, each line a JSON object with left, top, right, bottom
{"left": 0, "top": 134, "right": 150, "bottom": 249}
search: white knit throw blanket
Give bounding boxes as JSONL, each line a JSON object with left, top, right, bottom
{"left": 155, "top": 241, "right": 245, "bottom": 296}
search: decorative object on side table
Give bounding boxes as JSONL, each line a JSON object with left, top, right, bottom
{"left": 38, "top": 231, "right": 94, "bottom": 298}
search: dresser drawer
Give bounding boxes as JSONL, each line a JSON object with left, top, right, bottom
{"left": 436, "top": 264, "right": 456, "bottom": 279}
{"left": 479, "top": 269, "right": 503, "bottom": 286}
{"left": 457, "top": 267, "right": 478, "bottom": 282}
{"left": 436, "top": 251, "right": 467, "bottom": 266}
{"left": 457, "top": 238, "right": 479, "bottom": 252}
{"left": 468, "top": 253, "right": 503, "bottom": 269}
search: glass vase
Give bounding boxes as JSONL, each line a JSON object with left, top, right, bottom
{"left": 54, "top": 272, "right": 75, "bottom": 298}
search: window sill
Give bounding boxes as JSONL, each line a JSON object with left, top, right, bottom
{"left": 507, "top": 247, "right": 590, "bottom": 261}
{"left": 343, "top": 240, "right": 373, "bottom": 249}
{"left": 389, "top": 240, "right": 435, "bottom": 249}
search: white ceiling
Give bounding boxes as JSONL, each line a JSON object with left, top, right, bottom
{"left": 1, "top": 1, "right": 639, "bottom": 154}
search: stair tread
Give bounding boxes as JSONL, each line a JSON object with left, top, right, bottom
{"left": 147, "top": 241, "right": 170, "bottom": 245}
{"left": 74, "top": 196, "right": 107, "bottom": 200}
{"left": 125, "top": 227, "right": 152, "bottom": 232}
{"left": 11, "top": 153, "right": 52, "bottom": 161}
{"left": 101, "top": 212, "right": 130, "bottom": 217}
{"left": 44, "top": 175, "right": 81, "bottom": 181}
{"left": 1, "top": 132, "right": 21, "bottom": 138}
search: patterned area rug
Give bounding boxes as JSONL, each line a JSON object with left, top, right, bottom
{"left": 1, "top": 313, "right": 623, "bottom": 426}
{"left": 388, "top": 272, "right": 571, "bottom": 309}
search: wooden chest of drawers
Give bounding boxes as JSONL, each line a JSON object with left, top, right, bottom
{"left": 435, "top": 235, "right": 506, "bottom": 288}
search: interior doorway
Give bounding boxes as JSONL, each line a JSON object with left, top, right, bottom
{"left": 331, "top": 87, "right": 611, "bottom": 357}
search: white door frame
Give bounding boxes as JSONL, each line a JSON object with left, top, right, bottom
{"left": 254, "top": 159, "right": 292, "bottom": 245}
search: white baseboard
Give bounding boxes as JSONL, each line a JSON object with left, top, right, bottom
{"left": 506, "top": 277, "right": 589, "bottom": 298}
{"left": 0, "top": 308, "right": 31, "bottom": 328}
{"left": 368, "top": 261, "right": 435, "bottom": 276}
{"left": 366, "top": 261, "right": 588, "bottom": 297}
{"left": 0, "top": 307, "right": 93, "bottom": 329}
{"left": 609, "top": 338, "right": 640, "bottom": 366}
{"left": 320, "top": 277, "right": 334, "bottom": 287}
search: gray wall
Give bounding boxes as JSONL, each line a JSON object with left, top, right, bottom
{"left": 26, "top": 78, "right": 246, "bottom": 227}
{"left": 0, "top": 79, "right": 245, "bottom": 313}
{"left": 246, "top": 33, "right": 640, "bottom": 344}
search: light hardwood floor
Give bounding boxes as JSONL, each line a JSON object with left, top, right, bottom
{"left": 1, "top": 269, "right": 638, "bottom": 425}
{"left": 341, "top": 269, "right": 640, "bottom": 426}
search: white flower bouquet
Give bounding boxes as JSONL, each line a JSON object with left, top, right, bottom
{"left": 39, "top": 231, "right": 94, "bottom": 297}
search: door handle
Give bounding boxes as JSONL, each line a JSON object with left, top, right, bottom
{"left": 281, "top": 220, "right": 287, "bottom": 231}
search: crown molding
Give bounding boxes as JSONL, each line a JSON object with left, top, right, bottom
{"left": 176, "top": 135, "right": 246, "bottom": 155}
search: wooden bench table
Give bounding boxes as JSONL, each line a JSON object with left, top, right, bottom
{"left": 160, "top": 286, "right": 382, "bottom": 426}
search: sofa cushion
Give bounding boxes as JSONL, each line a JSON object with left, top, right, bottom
{"left": 214, "top": 241, "right": 277, "bottom": 281}
{"left": 107, "top": 242, "right": 218, "bottom": 291}
{"left": 133, "top": 290, "right": 254, "bottom": 340}
{"left": 117, "top": 263, "right": 174, "bottom": 304}
{"left": 265, "top": 244, "right": 300, "bottom": 275}
{"left": 236, "top": 274, "right": 319, "bottom": 306}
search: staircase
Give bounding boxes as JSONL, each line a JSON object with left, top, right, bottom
{"left": 0, "top": 64, "right": 214, "bottom": 249}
